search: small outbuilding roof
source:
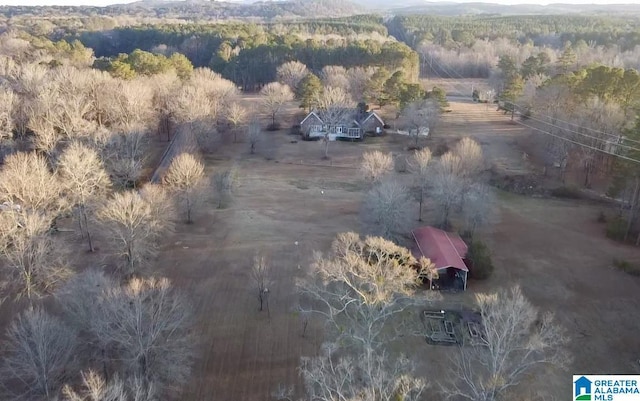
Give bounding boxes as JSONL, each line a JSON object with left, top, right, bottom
{"left": 411, "top": 226, "right": 468, "bottom": 272}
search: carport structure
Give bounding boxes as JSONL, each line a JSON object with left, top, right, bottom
{"left": 411, "top": 226, "right": 469, "bottom": 291}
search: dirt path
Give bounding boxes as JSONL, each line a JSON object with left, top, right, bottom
{"left": 438, "top": 98, "right": 531, "bottom": 175}
{"left": 150, "top": 128, "right": 197, "bottom": 183}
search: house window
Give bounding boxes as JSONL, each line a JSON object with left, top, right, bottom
{"left": 336, "top": 126, "right": 343, "bottom": 134}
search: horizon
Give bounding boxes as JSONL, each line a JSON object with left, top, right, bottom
{"left": 2, "top": 0, "right": 640, "bottom": 7}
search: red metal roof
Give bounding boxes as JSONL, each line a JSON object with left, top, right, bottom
{"left": 412, "top": 226, "right": 468, "bottom": 272}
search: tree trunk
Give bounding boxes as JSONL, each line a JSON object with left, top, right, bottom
{"left": 324, "top": 137, "right": 330, "bottom": 159}
{"left": 102, "top": 348, "right": 109, "bottom": 381}
{"left": 82, "top": 208, "right": 95, "bottom": 252}
{"left": 418, "top": 191, "right": 424, "bottom": 222}
{"left": 625, "top": 176, "right": 640, "bottom": 242}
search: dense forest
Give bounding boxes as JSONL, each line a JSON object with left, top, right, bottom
{"left": 76, "top": 21, "right": 417, "bottom": 90}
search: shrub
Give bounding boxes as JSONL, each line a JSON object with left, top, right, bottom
{"left": 266, "top": 122, "right": 281, "bottom": 131}
{"left": 433, "top": 142, "right": 449, "bottom": 157}
{"left": 613, "top": 258, "right": 640, "bottom": 276}
{"left": 289, "top": 124, "right": 301, "bottom": 135}
{"left": 466, "top": 240, "right": 494, "bottom": 280}
{"left": 597, "top": 210, "right": 607, "bottom": 223}
{"left": 550, "top": 186, "right": 583, "bottom": 199}
{"left": 606, "top": 216, "right": 626, "bottom": 242}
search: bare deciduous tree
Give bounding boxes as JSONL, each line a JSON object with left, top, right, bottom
{"left": 346, "top": 66, "right": 376, "bottom": 102}
{"left": 164, "top": 153, "right": 206, "bottom": 224}
{"left": 62, "top": 371, "right": 154, "bottom": 401}
{"left": 320, "top": 66, "right": 349, "bottom": 91}
{"left": 276, "top": 60, "right": 309, "bottom": 92}
{"left": 0, "top": 86, "right": 16, "bottom": 143}
{"left": 315, "top": 86, "right": 353, "bottom": 158}
{"left": 170, "top": 84, "right": 217, "bottom": 153}
{"left": 58, "top": 142, "right": 111, "bottom": 251}
{"left": 109, "top": 79, "right": 154, "bottom": 132}
{"left": 101, "top": 130, "right": 148, "bottom": 189}
{"left": 361, "top": 150, "right": 394, "bottom": 183}
{"left": 299, "top": 233, "right": 434, "bottom": 352}
{"left": 260, "top": 82, "right": 294, "bottom": 127}
{"left": 297, "top": 234, "right": 436, "bottom": 400}
{"left": 429, "top": 152, "right": 465, "bottom": 229}
{"left": 92, "top": 277, "right": 195, "bottom": 398}
{"left": 149, "top": 72, "right": 180, "bottom": 141}
{"left": 247, "top": 120, "right": 262, "bottom": 155}
{"left": 401, "top": 99, "right": 440, "bottom": 148}
{"left": 443, "top": 286, "right": 569, "bottom": 401}
{"left": 412, "top": 147, "right": 432, "bottom": 221}
{"left": 224, "top": 102, "right": 247, "bottom": 143}
{"left": 300, "top": 345, "right": 426, "bottom": 401}
{"left": 250, "top": 255, "right": 273, "bottom": 315}
{"left": 454, "top": 137, "right": 484, "bottom": 178}
{"left": 462, "top": 183, "right": 495, "bottom": 237}
{"left": 190, "top": 68, "right": 239, "bottom": 120}
{"left": 139, "top": 184, "right": 176, "bottom": 230}
{"left": 0, "top": 151, "right": 64, "bottom": 220}
{"left": 0, "top": 307, "right": 77, "bottom": 401}
{"left": 29, "top": 116, "right": 60, "bottom": 159}
{"left": 361, "top": 180, "right": 412, "bottom": 240}
{"left": 213, "top": 166, "right": 238, "bottom": 209}
{"left": 97, "top": 191, "right": 166, "bottom": 274}
{"left": 0, "top": 210, "right": 71, "bottom": 300}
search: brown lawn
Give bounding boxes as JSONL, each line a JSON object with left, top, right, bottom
{"left": 12, "top": 96, "right": 638, "bottom": 401}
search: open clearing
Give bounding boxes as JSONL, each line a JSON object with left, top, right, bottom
{"left": 126, "top": 99, "right": 640, "bottom": 400}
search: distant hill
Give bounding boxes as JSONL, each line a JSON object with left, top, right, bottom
{"left": 108, "top": 0, "right": 364, "bottom": 19}
{"left": 349, "top": 0, "right": 640, "bottom": 16}
{"left": 0, "top": 0, "right": 365, "bottom": 20}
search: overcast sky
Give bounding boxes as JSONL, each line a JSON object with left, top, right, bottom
{"left": 1, "top": 0, "right": 638, "bottom": 6}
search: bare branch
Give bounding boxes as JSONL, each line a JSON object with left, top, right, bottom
{"left": 164, "top": 153, "right": 207, "bottom": 224}
{"left": 247, "top": 119, "right": 263, "bottom": 155}
{"left": 442, "top": 286, "right": 570, "bottom": 401}
{"left": 97, "top": 191, "right": 167, "bottom": 274}
{"left": 251, "top": 254, "right": 273, "bottom": 314}
{"left": 361, "top": 151, "right": 394, "bottom": 183}
{"left": 0, "top": 307, "right": 77, "bottom": 400}
{"left": 276, "top": 61, "right": 309, "bottom": 92}
{"left": 91, "top": 277, "right": 196, "bottom": 398}
{"left": 260, "top": 82, "right": 294, "bottom": 127}
{"left": 361, "top": 179, "right": 412, "bottom": 240}
{"left": 58, "top": 141, "right": 111, "bottom": 251}
{"left": 213, "top": 166, "right": 239, "bottom": 209}
{"left": 0, "top": 209, "right": 71, "bottom": 300}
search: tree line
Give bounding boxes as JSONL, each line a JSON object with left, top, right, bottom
{"left": 0, "top": 28, "right": 248, "bottom": 400}
{"left": 76, "top": 23, "right": 418, "bottom": 90}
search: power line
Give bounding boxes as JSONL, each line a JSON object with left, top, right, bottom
{"left": 513, "top": 118, "right": 640, "bottom": 164}
{"left": 503, "top": 104, "right": 640, "bottom": 154}
{"left": 423, "top": 53, "right": 640, "bottom": 162}
{"left": 504, "top": 100, "right": 640, "bottom": 146}
{"left": 425, "top": 53, "right": 479, "bottom": 96}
